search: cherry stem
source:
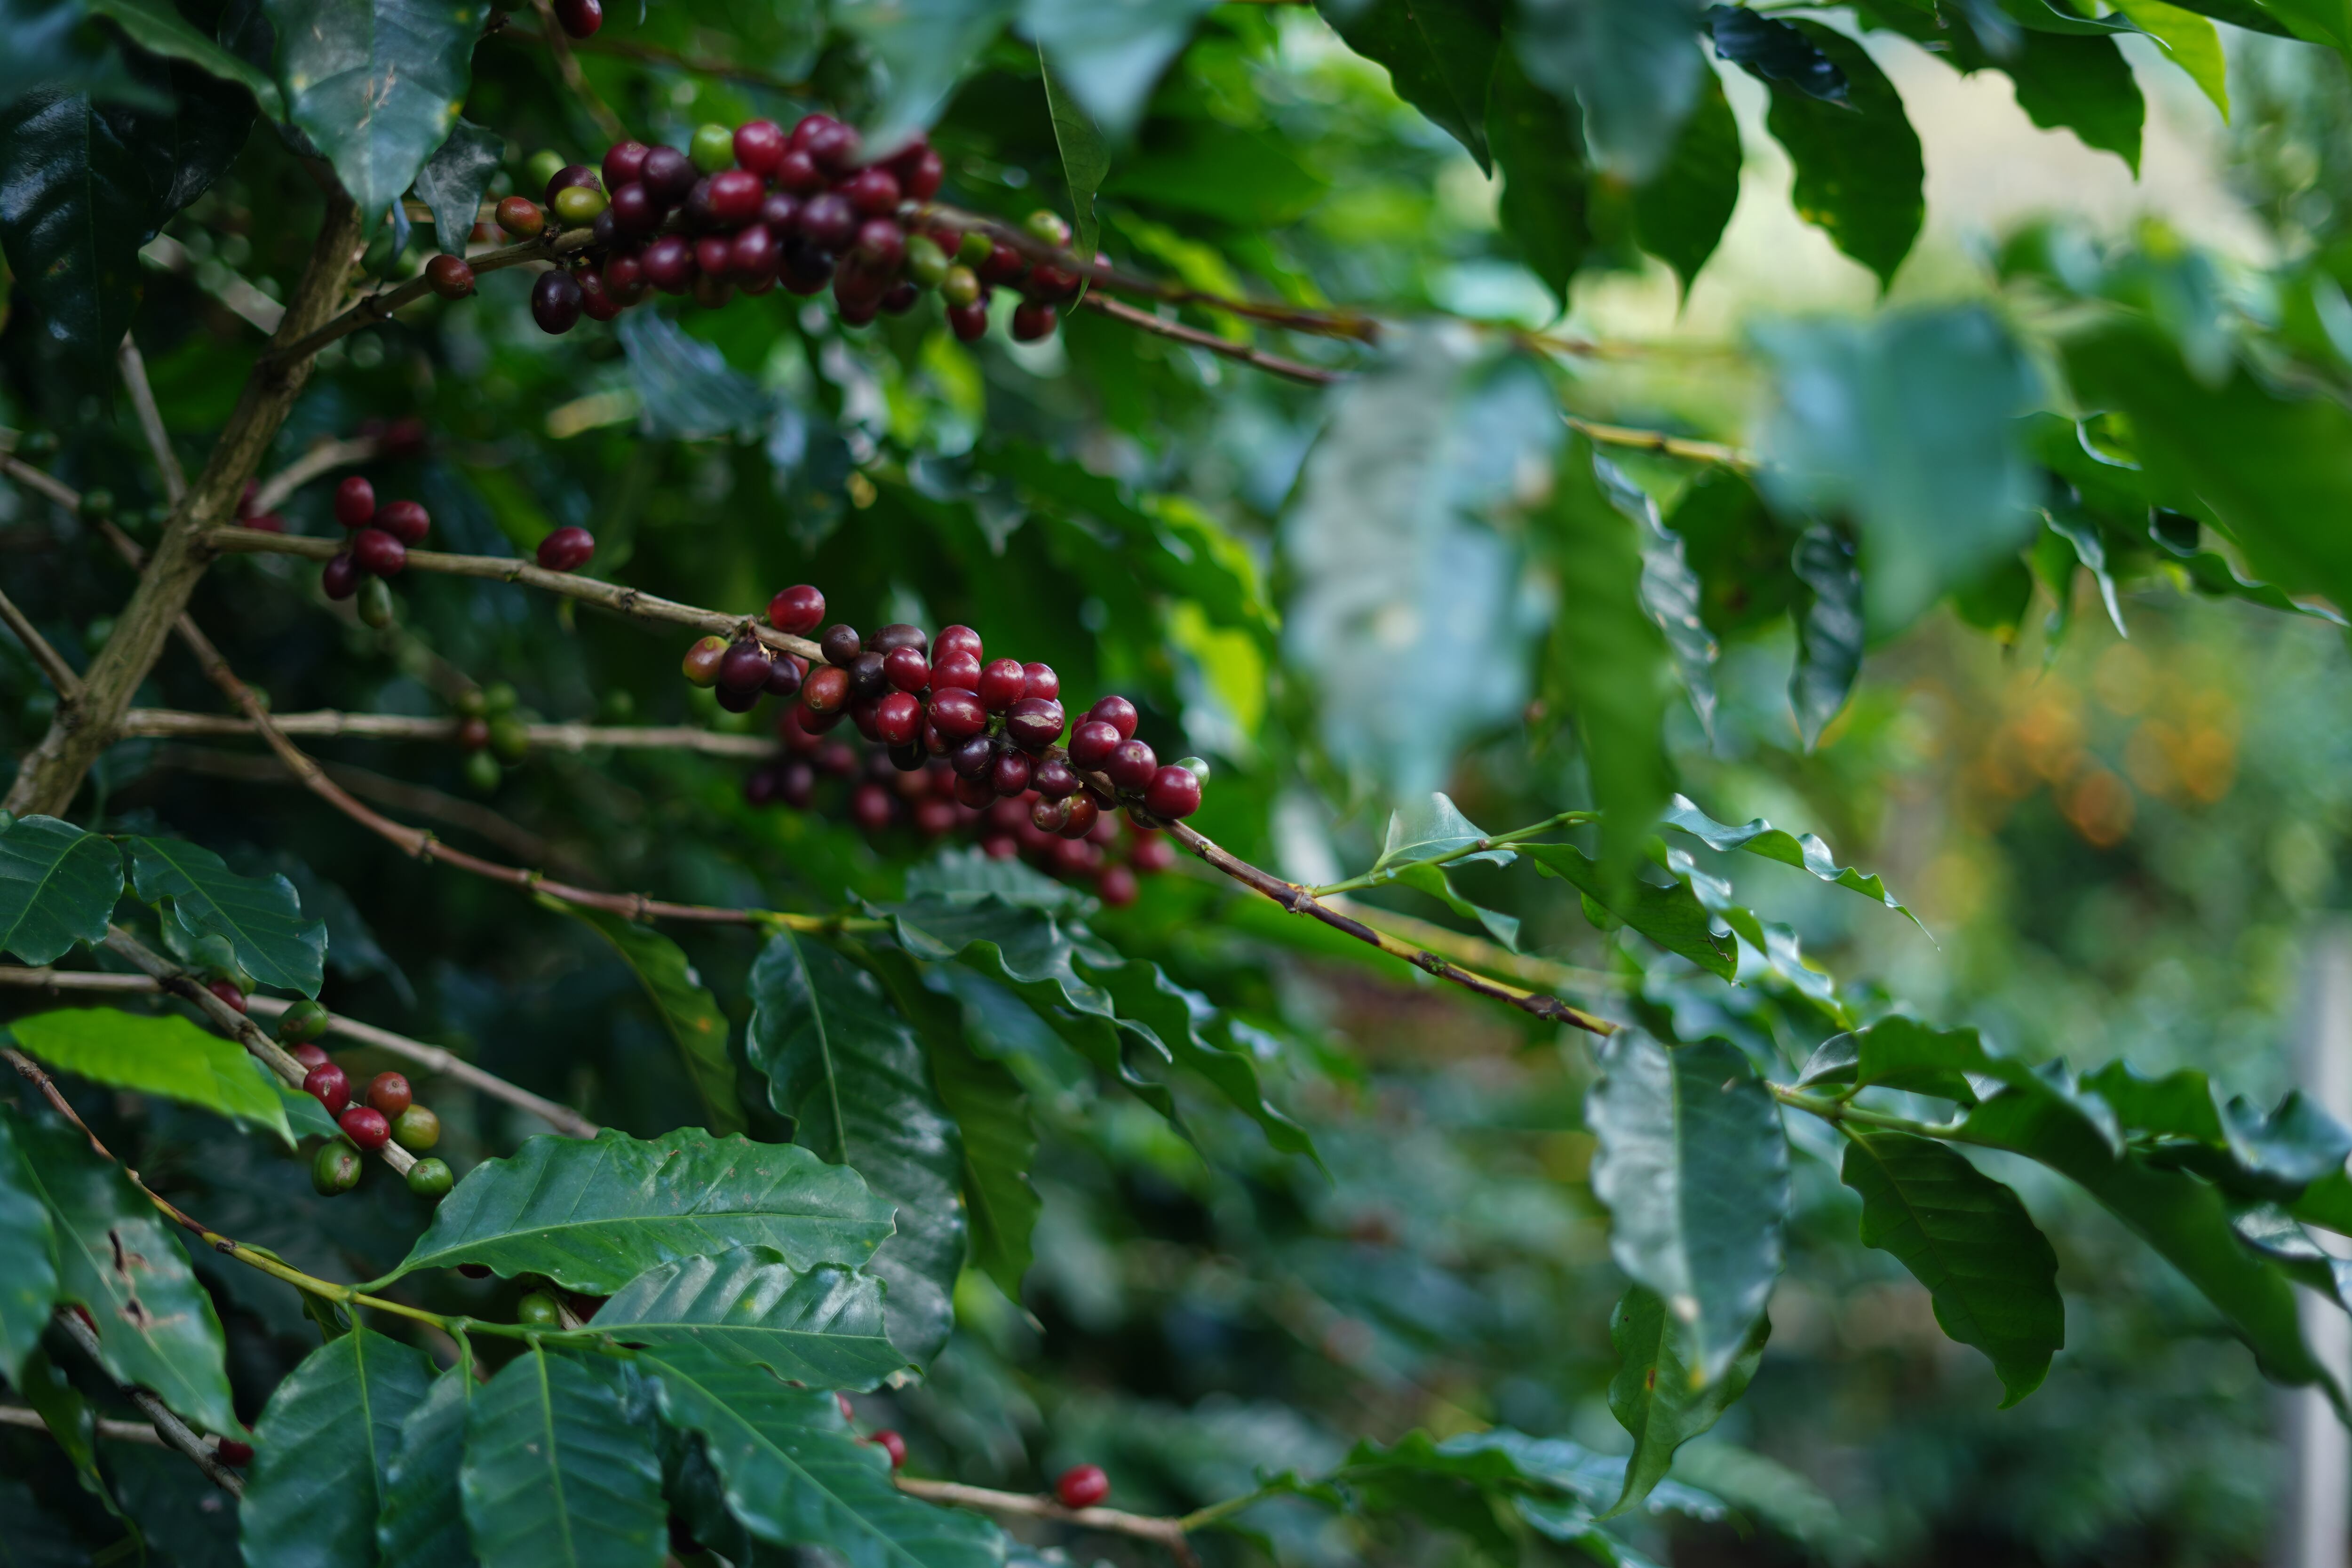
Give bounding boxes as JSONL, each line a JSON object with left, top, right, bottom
{"left": 1304, "top": 810, "right": 1597, "bottom": 897}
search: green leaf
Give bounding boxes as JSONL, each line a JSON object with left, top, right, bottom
{"left": 1660, "top": 796, "right": 1920, "bottom": 928}
{"left": 238, "top": 1326, "right": 439, "bottom": 1568}
{"left": 596, "top": 1248, "right": 910, "bottom": 1390}
{"left": 1598, "top": 454, "right": 1718, "bottom": 737}
{"left": 643, "top": 1343, "right": 1007, "bottom": 1568}
{"left": 380, "top": 1367, "right": 479, "bottom": 1568}
{"left": 127, "top": 836, "right": 327, "bottom": 997}
{"left": 9, "top": 1007, "right": 293, "bottom": 1148}
{"left": 2149, "top": 0, "right": 2291, "bottom": 35}
{"left": 16, "top": 1345, "right": 123, "bottom": 1525}
{"left": 1788, "top": 525, "right": 1863, "bottom": 748}
{"left": 1323, "top": 1425, "right": 1726, "bottom": 1534}
{"left": 1026, "top": 0, "right": 1217, "bottom": 141}
{"left": 1867, "top": 4, "right": 2142, "bottom": 171}
{"left": 1486, "top": 49, "right": 1589, "bottom": 308}
{"left": 1631, "top": 67, "right": 1740, "bottom": 296}
{"left": 1514, "top": 0, "right": 1707, "bottom": 181}
{"left": 548, "top": 901, "right": 743, "bottom": 1135}
{"left": 905, "top": 846, "right": 1077, "bottom": 909}
{"left": 1039, "top": 54, "right": 1106, "bottom": 278}
{"left": 413, "top": 117, "right": 501, "bottom": 253}
{"left": 1371, "top": 792, "right": 1514, "bottom": 874}
{"left": 1756, "top": 19, "right": 1923, "bottom": 288}
{"left": 1316, "top": 0, "right": 1501, "bottom": 169}
{"left": 0, "top": 814, "right": 122, "bottom": 966}
{"left": 0, "top": 1109, "right": 59, "bottom": 1384}
{"left": 376, "top": 1128, "right": 896, "bottom": 1293}
{"left": 1755, "top": 307, "right": 2037, "bottom": 634}
{"left": 1526, "top": 843, "right": 1733, "bottom": 979}
{"left": 1586, "top": 1031, "right": 1789, "bottom": 1385}
{"left": 1839, "top": 1130, "right": 2064, "bottom": 1405}
{"left": 2112, "top": 0, "right": 2228, "bottom": 117}
{"left": 14, "top": 1114, "right": 237, "bottom": 1435}
{"left": 261, "top": 0, "right": 487, "bottom": 225}
{"left": 1705, "top": 6, "right": 1846, "bottom": 101}
{"left": 83, "top": 0, "right": 282, "bottom": 115}
{"left": 747, "top": 933, "right": 965, "bottom": 1365}
{"left": 1604, "top": 1284, "right": 1767, "bottom": 1518}
{"left": 837, "top": 0, "right": 1020, "bottom": 151}
{"left": 462, "top": 1345, "right": 667, "bottom": 1568}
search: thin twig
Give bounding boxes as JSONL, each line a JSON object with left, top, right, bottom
{"left": 1321, "top": 895, "right": 1626, "bottom": 993}
{"left": 1566, "top": 416, "right": 1752, "bottom": 470}
{"left": 48, "top": 1308, "right": 244, "bottom": 1497}
{"left": 121, "top": 708, "right": 773, "bottom": 757}
{"left": 262, "top": 227, "right": 597, "bottom": 367}
{"left": 0, "top": 586, "right": 84, "bottom": 701}
{"left": 524, "top": 0, "right": 629, "bottom": 145}
{"left": 249, "top": 435, "right": 381, "bottom": 517}
{"left": 118, "top": 335, "right": 187, "bottom": 504}
{"left": 0, "top": 968, "right": 156, "bottom": 992}
{"left": 0, "top": 451, "right": 87, "bottom": 512}
{"left": 139, "top": 233, "right": 288, "bottom": 334}
{"left": 0, "top": 1403, "right": 169, "bottom": 1448}
{"left": 1078, "top": 293, "right": 1346, "bottom": 386}
{"left": 895, "top": 1478, "right": 1200, "bottom": 1568}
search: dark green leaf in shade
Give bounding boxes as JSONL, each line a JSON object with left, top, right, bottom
{"left": 9, "top": 1007, "right": 294, "bottom": 1148}
{"left": 1660, "top": 796, "right": 1919, "bottom": 926}
{"left": 1526, "top": 843, "right": 1732, "bottom": 978}
{"left": 1631, "top": 67, "right": 1740, "bottom": 296}
{"left": 1513, "top": 0, "right": 1707, "bottom": 181}
{"left": 413, "top": 118, "right": 503, "bottom": 253}
{"left": 0, "top": 0, "right": 154, "bottom": 108}
{"left": 1756, "top": 20, "right": 1923, "bottom": 288}
{"left": 1788, "top": 525, "right": 1864, "bottom": 748}
{"left": 548, "top": 901, "right": 744, "bottom": 1135}
{"left": 1316, "top": 1425, "right": 1728, "bottom": 1547}
{"left": 905, "top": 845, "right": 1078, "bottom": 910}
{"left": 1604, "top": 1284, "right": 1767, "bottom": 1517}
{"left": 1668, "top": 468, "right": 1797, "bottom": 638}
{"left": 1586, "top": 1031, "right": 1789, "bottom": 1385}
{"left": 1039, "top": 56, "right": 1106, "bottom": 274}
{"left": 0, "top": 1108, "right": 59, "bottom": 1384}
{"left": 1839, "top": 1130, "right": 2064, "bottom": 1405}
{"left": 259, "top": 0, "right": 485, "bottom": 225}
{"left": 0, "top": 1475, "right": 93, "bottom": 1567}
{"left": 644, "top": 1343, "right": 1007, "bottom": 1568}
{"left": 1316, "top": 0, "right": 1502, "bottom": 169}
{"left": 1486, "top": 50, "right": 1589, "bottom": 308}
{"left": 1025, "top": 0, "right": 1218, "bottom": 141}
{"left": 0, "top": 815, "right": 121, "bottom": 965}
{"left": 376, "top": 1128, "right": 896, "bottom": 1292}
{"left": 615, "top": 310, "right": 774, "bottom": 441}
{"left": 1704, "top": 6, "right": 1845, "bottom": 101}
{"left": 238, "top": 1326, "right": 437, "bottom": 1568}
{"left": 127, "top": 836, "right": 326, "bottom": 997}
{"left": 747, "top": 933, "right": 966, "bottom": 1365}
{"left": 461, "top": 1345, "right": 667, "bottom": 1568}
{"left": 596, "top": 1247, "right": 911, "bottom": 1390}
{"left": 83, "top": 0, "right": 281, "bottom": 114}
{"left": 1103, "top": 118, "right": 1328, "bottom": 226}
{"left": 16, "top": 1114, "right": 236, "bottom": 1436}
{"left": 379, "top": 1366, "right": 479, "bottom": 1568}
{"left": 15, "top": 1346, "right": 114, "bottom": 1519}
{"left": 2147, "top": 0, "right": 2290, "bottom": 34}
{"left": 838, "top": 0, "right": 1021, "bottom": 150}
{"left": 1861, "top": 3, "right": 2141, "bottom": 171}
{"left": 1596, "top": 454, "right": 1719, "bottom": 737}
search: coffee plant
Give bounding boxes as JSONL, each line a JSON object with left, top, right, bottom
{"left": 2, "top": 0, "right": 2351, "bottom": 1562}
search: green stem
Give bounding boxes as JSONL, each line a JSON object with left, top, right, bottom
{"left": 1177, "top": 1482, "right": 1286, "bottom": 1533}
{"left": 1769, "top": 1083, "right": 1961, "bottom": 1138}
{"left": 1307, "top": 811, "right": 1597, "bottom": 898}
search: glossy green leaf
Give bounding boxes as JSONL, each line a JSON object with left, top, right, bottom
{"left": 0, "top": 815, "right": 121, "bottom": 966}
{"left": 413, "top": 117, "right": 501, "bottom": 252}
{"left": 261, "top": 0, "right": 486, "bottom": 225}
{"left": 83, "top": 0, "right": 281, "bottom": 115}
{"left": 1756, "top": 20, "right": 1923, "bottom": 288}
{"left": 837, "top": 0, "right": 1020, "bottom": 150}
{"left": 377, "top": 1128, "right": 896, "bottom": 1293}
{"left": 1705, "top": 6, "right": 1844, "bottom": 101}
{"left": 643, "top": 1343, "right": 1007, "bottom": 1568}
{"left": 1025, "top": 0, "right": 1218, "bottom": 141}
{"left": 462, "top": 1345, "right": 667, "bottom": 1568}
{"left": 9, "top": 1007, "right": 293, "bottom": 1148}
{"left": 15, "top": 1115, "right": 236, "bottom": 1435}
{"left": 1632, "top": 67, "right": 1740, "bottom": 295}
{"left": 1514, "top": 0, "right": 1707, "bottom": 181}
{"left": 1840, "top": 1130, "right": 2064, "bottom": 1405}
{"left": 1369, "top": 793, "right": 1514, "bottom": 875}
{"left": 1324, "top": 1425, "right": 1726, "bottom": 1533}
{"left": 127, "top": 836, "right": 326, "bottom": 997}
{"left": 1867, "top": 3, "right": 2142, "bottom": 171}
{"left": 1316, "top": 0, "right": 1500, "bottom": 169}
{"left": 747, "top": 932, "right": 964, "bottom": 1364}
{"left": 596, "top": 1248, "right": 909, "bottom": 1389}
{"left": 551, "top": 901, "right": 743, "bottom": 1135}
{"left": 1604, "top": 1284, "right": 1767, "bottom": 1517}
{"left": 379, "top": 1366, "right": 479, "bottom": 1568}
{"left": 1788, "top": 525, "right": 1863, "bottom": 748}
{"left": 2112, "top": 0, "right": 2227, "bottom": 117}
{"left": 0, "top": 1109, "right": 58, "bottom": 1384}
{"left": 1526, "top": 843, "right": 1733, "bottom": 978}
{"left": 238, "top": 1326, "right": 438, "bottom": 1568}
{"left": 1660, "top": 796, "right": 1919, "bottom": 928}
{"left": 1487, "top": 50, "right": 1589, "bottom": 307}
{"left": 1039, "top": 55, "right": 1105, "bottom": 275}
{"left": 1597, "top": 454, "right": 1718, "bottom": 737}
{"left": 1586, "top": 1031, "right": 1788, "bottom": 1385}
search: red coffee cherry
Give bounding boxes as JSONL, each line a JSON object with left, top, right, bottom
{"left": 1131, "top": 832, "right": 1177, "bottom": 873}
{"left": 353, "top": 528, "right": 407, "bottom": 576}
{"left": 947, "top": 301, "right": 990, "bottom": 342}
{"left": 1011, "top": 302, "right": 1057, "bottom": 342}
{"left": 682, "top": 635, "right": 730, "bottom": 687}
{"left": 495, "top": 196, "right": 544, "bottom": 238}
{"left": 803, "top": 119, "right": 860, "bottom": 174}
{"left": 850, "top": 781, "right": 895, "bottom": 833}
{"left": 1097, "top": 865, "right": 1139, "bottom": 907}
{"left": 708, "top": 167, "right": 764, "bottom": 225}
{"left": 935, "top": 624, "right": 982, "bottom": 661}
{"left": 929, "top": 689, "right": 988, "bottom": 740}
{"left": 578, "top": 267, "right": 623, "bottom": 321}
{"left": 1033, "top": 758, "right": 1079, "bottom": 799}
{"left": 694, "top": 234, "right": 733, "bottom": 279}
{"left": 855, "top": 220, "right": 905, "bottom": 271}
{"left": 322, "top": 552, "right": 361, "bottom": 600}
{"left": 215, "top": 1439, "right": 254, "bottom": 1467}
{"left": 718, "top": 640, "right": 775, "bottom": 696}
{"left": 914, "top": 796, "right": 957, "bottom": 835}
{"left": 877, "top": 647, "right": 928, "bottom": 693}
{"left": 340, "top": 1105, "right": 391, "bottom": 1150}
{"left": 798, "top": 192, "right": 858, "bottom": 251}
{"left": 978, "top": 247, "right": 1028, "bottom": 288}
{"left": 374, "top": 499, "right": 430, "bottom": 544}
{"left": 642, "top": 145, "right": 697, "bottom": 204}
{"left": 207, "top": 978, "right": 247, "bottom": 1014}
{"left": 821, "top": 624, "right": 863, "bottom": 667}
{"left": 930, "top": 651, "right": 980, "bottom": 692}
{"left": 1087, "top": 695, "right": 1138, "bottom": 740}
{"left": 643, "top": 235, "right": 695, "bottom": 294}
{"left": 802, "top": 664, "right": 851, "bottom": 714}
{"left": 334, "top": 476, "right": 375, "bottom": 529}
{"left": 871, "top": 1429, "right": 907, "bottom": 1468}
{"left": 537, "top": 525, "right": 596, "bottom": 572}
{"left": 1055, "top": 1465, "right": 1110, "bottom": 1510}
{"left": 366, "top": 1072, "right": 412, "bottom": 1117}
{"left": 775, "top": 148, "right": 824, "bottom": 196}
{"left": 1005, "top": 698, "right": 1065, "bottom": 753}
{"left": 769, "top": 584, "right": 826, "bottom": 634}
{"left": 1144, "top": 765, "right": 1201, "bottom": 820}
{"left": 845, "top": 168, "right": 901, "bottom": 216}
{"left": 892, "top": 143, "right": 944, "bottom": 202}
{"left": 1026, "top": 266, "right": 1081, "bottom": 305}
{"left": 603, "top": 140, "right": 651, "bottom": 189}
{"left": 1104, "top": 739, "right": 1158, "bottom": 791}
{"left": 425, "top": 253, "right": 475, "bottom": 298}
{"left": 731, "top": 224, "right": 780, "bottom": 281}
{"left": 555, "top": 0, "right": 600, "bottom": 38}
{"left": 875, "top": 692, "right": 923, "bottom": 747}
{"left": 531, "top": 269, "right": 583, "bottom": 334}
{"left": 304, "top": 1062, "right": 351, "bottom": 1115}
{"left": 1067, "top": 720, "right": 1120, "bottom": 770}
{"left": 977, "top": 658, "right": 1025, "bottom": 713}
{"left": 735, "top": 119, "right": 786, "bottom": 175}
{"left": 604, "top": 248, "right": 648, "bottom": 302}
{"left": 1022, "top": 662, "right": 1059, "bottom": 701}
{"left": 290, "top": 1043, "right": 331, "bottom": 1071}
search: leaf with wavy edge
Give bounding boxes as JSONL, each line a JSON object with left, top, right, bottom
{"left": 1604, "top": 1285, "right": 1767, "bottom": 1516}
{"left": 239, "top": 1327, "right": 437, "bottom": 1568}
{"left": 0, "top": 816, "right": 122, "bottom": 965}
{"left": 380, "top": 1366, "right": 478, "bottom": 1568}
{"left": 128, "top": 835, "right": 326, "bottom": 997}
{"left": 11, "top": 1007, "right": 294, "bottom": 1148}
{"left": 597, "top": 1248, "right": 909, "bottom": 1390}
{"left": 551, "top": 900, "right": 744, "bottom": 1134}
{"left": 462, "top": 1345, "right": 666, "bottom": 1568}
{"left": 1661, "top": 795, "right": 1922, "bottom": 930}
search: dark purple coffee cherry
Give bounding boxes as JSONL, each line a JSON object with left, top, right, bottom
{"left": 532, "top": 269, "right": 584, "bottom": 334}
{"left": 609, "top": 181, "right": 659, "bottom": 235}
{"left": 849, "top": 649, "right": 889, "bottom": 701}
{"left": 1104, "top": 738, "right": 1158, "bottom": 791}
{"left": 1033, "top": 758, "right": 1079, "bottom": 799}
{"left": 644, "top": 236, "right": 694, "bottom": 294}
{"left": 643, "top": 144, "right": 697, "bottom": 204}
{"left": 990, "top": 749, "right": 1033, "bottom": 796}
{"left": 1031, "top": 795, "right": 1071, "bottom": 833}
{"left": 718, "top": 640, "right": 774, "bottom": 695}
{"left": 604, "top": 140, "right": 651, "bottom": 189}
{"left": 353, "top": 527, "right": 407, "bottom": 576}
{"left": 803, "top": 119, "right": 860, "bottom": 174}
{"left": 889, "top": 739, "right": 927, "bottom": 772}
{"left": 764, "top": 655, "right": 806, "bottom": 699}
{"left": 949, "top": 733, "right": 995, "bottom": 777}
{"left": 821, "top": 624, "right": 863, "bottom": 667}
{"left": 322, "top": 552, "right": 361, "bottom": 600}
{"left": 1005, "top": 697, "right": 1065, "bottom": 753}
{"left": 543, "top": 163, "right": 604, "bottom": 208}
{"left": 799, "top": 192, "right": 858, "bottom": 251}
{"left": 715, "top": 682, "right": 761, "bottom": 714}
{"left": 537, "top": 525, "right": 595, "bottom": 572}
{"left": 1067, "top": 719, "right": 1120, "bottom": 770}
{"left": 1144, "top": 765, "right": 1201, "bottom": 820}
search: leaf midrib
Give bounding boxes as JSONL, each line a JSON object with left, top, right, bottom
{"left": 0, "top": 829, "right": 113, "bottom": 953}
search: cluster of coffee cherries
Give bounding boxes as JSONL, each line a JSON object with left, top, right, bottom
{"left": 488, "top": 117, "right": 1083, "bottom": 343}
{"left": 277, "top": 1001, "right": 455, "bottom": 1200}
{"left": 317, "top": 476, "right": 428, "bottom": 611}
{"left": 452, "top": 680, "right": 536, "bottom": 792}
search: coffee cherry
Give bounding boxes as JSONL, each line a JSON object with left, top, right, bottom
{"left": 366, "top": 1072, "right": 412, "bottom": 1117}
{"left": 604, "top": 140, "right": 650, "bottom": 188}
{"left": 536, "top": 525, "right": 595, "bottom": 572}
{"left": 1087, "top": 695, "right": 1138, "bottom": 740}
{"left": 278, "top": 1000, "right": 330, "bottom": 1044}
{"left": 311, "top": 1141, "right": 362, "bottom": 1196}
{"left": 715, "top": 682, "right": 761, "bottom": 715}
{"left": 1143, "top": 765, "right": 1201, "bottom": 820}
{"left": 977, "top": 658, "right": 1025, "bottom": 712}
{"left": 906, "top": 235, "right": 950, "bottom": 289}
{"left": 709, "top": 167, "right": 764, "bottom": 225}
{"left": 608, "top": 182, "right": 659, "bottom": 238}
{"left": 531, "top": 269, "right": 584, "bottom": 334}
{"left": 1097, "top": 864, "right": 1139, "bottom": 907}
{"left": 947, "top": 301, "right": 990, "bottom": 342}
{"left": 932, "top": 624, "right": 981, "bottom": 661}
{"left": 868, "top": 624, "right": 924, "bottom": 655}
{"left": 895, "top": 143, "right": 945, "bottom": 201}
{"left": 1005, "top": 697, "right": 1065, "bottom": 753}
{"left": 1011, "top": 302, "right": 1057, "bottom": 342}
{"left": 799, "top": 192, "right": 858, "bottom": 250}
{"left": 953, "top": 772, "right": 995, "bottom": 810}
{"left": 348, "top": 527, "right": 402, "bottom": 577}
{"left": 802, "top": 664, "right": 851, "bottom": 713}
{"left": 1054, "top": 1464, "right": 1109, "bottom": 1509}
{"left": 1026, "top": 209, "right": 1074, "bottom": 247}
{"left": 718, "top": 640, "right": 775, "bottom": 696}
{"left": 978, "top": 246, "right": 1029, "bottom": 287}
{"left": 405, "top": 1157, "right": 454, "bottom": 1199}
{"left": 991, "top": 749, "right": 1033, "bottom": 796}
{"left": 922, "top": 652, "right": 976, "bottom": 694}
{"left": 301, "top": 1059, "right": 350, "bottom": 1114}
{"left": 690, "top": 122, "right": 737, "bottom": 174}
{"left": 888, "top": 739, "right": 928, "bottom": 772}
{"left": 424, "top": 253, "right": 476, "bottom": 298}
{"left": 488, "top": 715, "right": 530, "bottom": 763}
{"left": 947, "top": 734, "right": 994, "bottom": 778}
{"left": 552, "top": 184, "right": 607, "bottom": 226}
{"left": 207, "top": 978, "right": 247, "bottom": 1013}
{"left": 1022, "top": 662, "right": 1059, "bottom": 701}
{"left": 682, "top": 635, "right": 729, "bottom": 687}
{"left": 1031, "top": 795, "right": 1071, "bottom": 833}
{"left": 392, "top": 1104, "right": 441, "bottom": 1152}
{"left": 930, "top": 688, "right": 988, "bottom": 740}
{"left": 871, "top": 1430, "right": 907, "bottom": 1468}
{"left": 604, "top": 249, "right": 649, "bottom": 302}
{"left": 855, "top": 220, "right": 906, "bottom": 271}
{"left": 849, "top": 650, "right": 890, "bottom": 702}
{"left": 694, "top": 233, "right": 733, "bottom": 279}
{"left": 850, "top": 781, "right": 895, "bottom": 833}
{"left": 1033, "top": 758, "right": 1079, "bottom": 798}
{"left": 516, "top": 1291, "right": 564, "bottom": 1327}
{"left": 375, "top": 499, "right": 430, "bottom": 544}
{"left": 246, "top": 513, "right": 286, "bottom": 533}
{"left": 731, "top": 223, "right": 780, "bottom": 280}
{"left": 879, "top": 646, "right": 930, "bottom": 693}
{"left": 940, "top": 265, "right": 983, "bottom": 310}
{"left": 334, "top": 477, "right": 375, "bottom": 529}
{"left": 496, "top": 196, "right": 545, "bottom": 238}
{"left": 556, "top": 0, "right": 600, "bottom": 36}
{"left": 1067, "top": 720, "right": 1120, "bottom": 770}
{"left": 578, "top": 265, "right": 624, "bottom": 320}
{"left": 340, "top": 1105, "right": 391, "bottom": 1150}
{"left": 1026, "top": 266, "right": 1081, "bottom": 305}
{"left": 803, "top": 118, "right": 860, "bottom": 173}
{"left": 642, "top": 144, "right": 697, "bottom": 204}
{"left": 821, "top": 624, "right": 863, "bottom": 667}
{"left": 216, "top": 1439, "right": 254, "bottom": 1467}
{"left": 845, "top": 168, "right": 902, "bottom": 216}
{"left": 876, "top": 691, "right": 923, "bottom": 747}
{"left": 1130, "top": 833, "right": 1176, "bottom": 873}
{"left": 1104, "top": 738, "right": 1158, "bottom": 791}
{"left": 543, "top": 160, "right": 600, "bottom": 205}
{"left": 323, "top": 551, "right": 362, "bottom": 601}
{"left": 765, "top": 654, "right": 806, "bottom": 699}
{"left": 770, "top": 584, "right": 826, "bottom": 633}
{"left": 640, "top": 235, "right": 690, "bottom": 294}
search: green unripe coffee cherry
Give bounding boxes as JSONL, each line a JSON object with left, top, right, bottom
{"left": 940, "top": 265, "right": 981, "bottom": 309}
{"left": 525, "top": 149, "right": 567, "bottom": 191}
{"left": 1174, "top": 756, "right": 1211, "bottom": 784}
{"left": 391, "top": 1104, "right": 441, "bottom": 1152}
{"left": 689, "top": 123, "right": 735, "bottom": 174}
{"left": 190, "top": 932, "right": 240, "bottom": 979}
{"left": 405, "top": 1157, "right": 453, "bottom": 1200}
{"left": 551, "top": 184, "right": 607, "bottom": 225}
{"left": 956, "top": 231, "right": 993, "bottom": 267}
{"left": 483, "top": 681, "right": 519, "bottom": 715}
{"left": 905, "top": 235, "right": 949, "bottom": 290}
{"left": 311, "top": 1141, "right": 362, "bottom": 1196}
{"left": 276, "top": 999, "right": 330, "bottom": 1045}
{"left": 487, "top": 715, "right": 531, "bottom": 764}
{"left": 1024, "top": 209, "right": 1072, "bottom": 248}
{"left": 456, "top": 687, "right": 489, "bottom": 718}
{"left": 357, "top": 575, "right": 396, "bottom": 629}
{"left": 463, "top": 749, "right": 502, "bottom": 793}
{"left": 80, "top": 488, "right": 115, "bottom": 521}
{"left": 516, "top": 1290, "right": 564, "bottom": 1327}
